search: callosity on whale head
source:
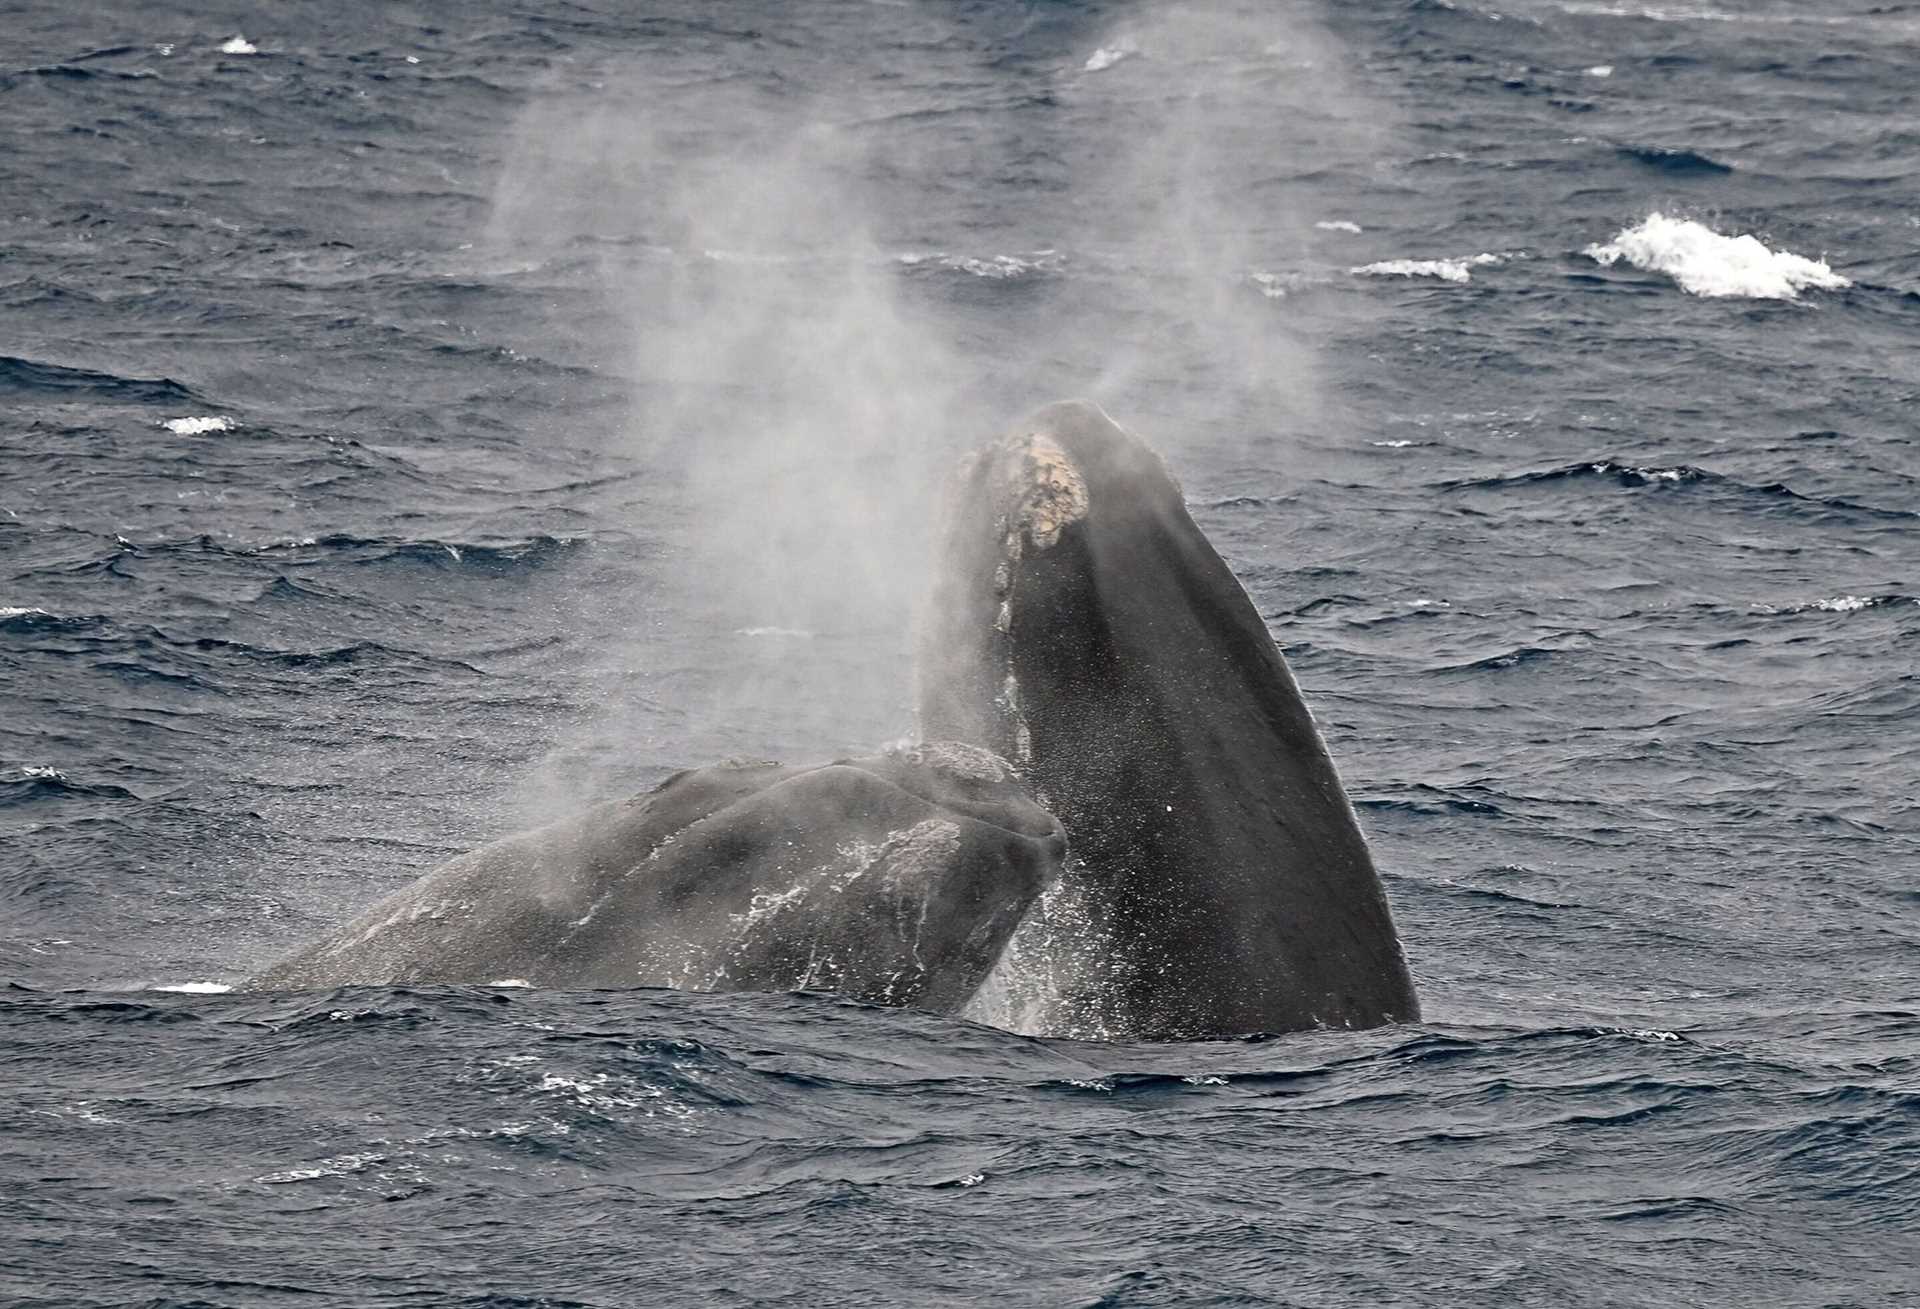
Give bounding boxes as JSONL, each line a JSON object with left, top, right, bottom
{"left": 244, "top": 742, "right": 1063, "bottom": 1013}
{"left": 919, "top": 400, "right": 1420, "bottom": 1039}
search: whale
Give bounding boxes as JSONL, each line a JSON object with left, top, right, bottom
{"left": 246, "top": 401, "right": 1418, "bottom": 1040}
{"left": 921, "top": 401, "right": 1419, "bottom": 1039}
{"left": 244, "top": 743, "right": 1064, "bottom": 1012}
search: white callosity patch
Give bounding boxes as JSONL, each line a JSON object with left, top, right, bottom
{"left": 1584, "top": 213, "right": 1851, "bottom": 299}
{"left": 1007, "top": 432, "right": 1090, "bottom": 551}
{"left": 972, "top": 428, "right": 1095, "bottom": 771}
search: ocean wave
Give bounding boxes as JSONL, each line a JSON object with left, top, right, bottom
{"left": 1616, "top": 144, "right": 1732, "bottom": 175}
{"left": 0, "top": 355, "right": 196, "bottom": 403}
{"left": 1352, "top": 254, "right": 1504, "bottom": 284}
{"left": 1440, "top": 459, "right": 1917, "bottom": 522}
{"left": 161, "top": 415, "right": 235, "bottom": 435}
{"left": 895, "top": 250, "right": 1061, "bottom": 280}
{"left": 1752, "top": 594, "right": 1914, "bottom": 616}
{"left": 1584, "top": 213, "right": 1851, "bottom": 299}
{"left": 246, "top": 532, "right": 585, "bottom": 570}
{"left": 1083, "top": 38, "right": 1138, "bottom": 73}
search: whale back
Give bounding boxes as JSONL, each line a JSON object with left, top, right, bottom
{"left": 246, "top": 746, "right": 1063, "bottom": 1011}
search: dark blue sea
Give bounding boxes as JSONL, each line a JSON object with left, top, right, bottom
{"left": 3, "top": 2, "right": 1916, "bottom": 1304}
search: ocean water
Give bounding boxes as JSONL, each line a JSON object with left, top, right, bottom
{"left": 3, "top": 2, "right": 1916, "bottom": 1305}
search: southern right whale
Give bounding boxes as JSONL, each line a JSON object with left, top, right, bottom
{"left": 245, "top": 401, "right": 1417, "bottom": 1039}
{"left": 920, "top": 400, "right": 1419, "bottom": 1039}
{"left": 245, "top": 743, "right": 1064, "bottom": 1010}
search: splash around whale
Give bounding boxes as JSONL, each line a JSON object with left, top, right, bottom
{"left": 244, "top": 402, "right": 1419, "bottom": 1039}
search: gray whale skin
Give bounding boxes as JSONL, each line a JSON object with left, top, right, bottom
{"left": 247, "top": 401, "right": 1419, "bottom": 1039}
{"left": 245, "top": 744, "right": 1064, "bottom": 1012}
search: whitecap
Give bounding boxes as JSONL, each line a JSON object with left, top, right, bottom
{"left": 1248, "top": 271, "right": 1290, "bottom": 299}
{"left": 20, "top": 764, "right": 65, "bottom": 780}
{"left": 1586, "top": 64, "right": 1615, "bottom": 77}
{"left": 485, "top": 977, "right": 533, "bottom": 988}
{"left": 1753, "top": 595, "right": 1885, "bottom": 616}
{"left": 1583, "top": 213, "right": 1850, "bottom": 299}
{"left": 1315, "top": 220, "right": 1363, "bottom": 234}
{"left": 163, "top": 416, "right": 234, "bottom": 435}
{"left": 1, "top": 606, "right": 51, "bottom": 620}
{"left": 257, "top": 1151, "right": 387, "bottom": 1184}
{"left": 898, "top": 251, "right": 1058, "bottom": 280}
{"left": 154, "top": 981, "right": 233, "bottom": 994}
{"left": 220, "top": 36, "right": 257, "bottom": 56}
{"left": 1352, "top": 254, "right": 1503, "bottom": 284}
{"left": 1084, "top": 39, "right": 1137, "bottom": 72}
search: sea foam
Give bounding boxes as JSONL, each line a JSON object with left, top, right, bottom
{"left": 163, "top": 416, "right": 235, "bottom": 435}
{"left": 1583, "top": 213, "right": 1850, "bottom": 299}
{"left": 1083, "top": 38, "right": 1138, "bottom": 72}
{"left": 1352, "top": 254, "right": 1503, "bottom": 284}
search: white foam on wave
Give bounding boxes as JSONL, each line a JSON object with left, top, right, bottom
{"left": 1586, "top": 65, "right": 1615, "bottom": 77}
{"left": 1352, "top": 253, "right": 1503, "bottom": 284}
{"left": 1752, "top": 595, "right": 1896, "bottom": 616}
{"left": 163, "top": 416, "right": 234, "bottom": 435}
{"left": 1583, "top": 213, "right": 1850, "bottom": 300}
{"left": 1316, "top": 220, "right": 1363, "bottom": 234}
{"left": 20, "top": 764, "right": 66, "bottom": 781}
{"left": 1084, "top": 38, "right": 1138, "bottom": 72}
{"left": 220, "top": 36, "right": 257, "bottom": 55}
{"left": 2, "top": 606, "right": 50, "bottom": 620}
{"left": 1248, "top": 272, "right": 1291, "bottom": 299}
{"left": 896, "top": 250, "right": 1059, "bottom": 280}
{"left": 154, "top": 981, "right": 233, "bottom": 994}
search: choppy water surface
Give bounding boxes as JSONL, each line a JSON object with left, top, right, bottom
{"left": 3, "top": 2, "right": 1915, "bottom": 1305}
